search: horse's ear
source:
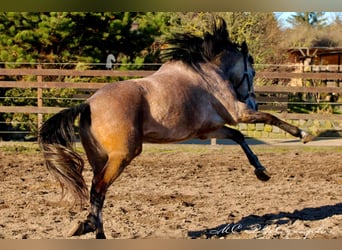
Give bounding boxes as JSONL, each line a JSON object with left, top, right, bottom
{"left": 241, "top": 41, "right": 249, "bottom": 55}
{"left": 214, "top": 16, "right": 229, "bottom": 41}
{"left": 216, "top": 16, "right": 226, "bottom": 31}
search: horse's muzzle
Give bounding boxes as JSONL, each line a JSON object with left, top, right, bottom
{"left": 246, "top": 97, "right": 258, "bottom": 111}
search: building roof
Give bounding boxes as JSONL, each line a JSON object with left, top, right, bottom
{"left": 288, "top": 47, "right": 342, "bottom": 59}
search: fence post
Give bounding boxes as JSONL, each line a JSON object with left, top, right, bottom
{"left": 37, "top": 64, "right": 43, "bottom": 132}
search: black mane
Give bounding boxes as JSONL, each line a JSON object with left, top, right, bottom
{"left": 162, "top": 17, "right": 238, "bottom": 66}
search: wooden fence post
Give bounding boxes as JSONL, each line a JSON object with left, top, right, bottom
{"left": 37, "top": 64, "right": 43, "bottom": 132}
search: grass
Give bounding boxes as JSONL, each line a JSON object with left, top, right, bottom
{"left": 254, "top": 144, "right": 342, "bottom": 154}
{"left": 0, "top": 142, "right": 40, "bottom": 153}
{"left": 0, "top": 141, "right": 88, "bottom": 154}
{"left": 142, "top": 143, "right": 218, "bottom": 154}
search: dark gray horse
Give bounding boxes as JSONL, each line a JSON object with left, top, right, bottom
{"left": 39, "top": 17, "right": 313, "bottom": 239}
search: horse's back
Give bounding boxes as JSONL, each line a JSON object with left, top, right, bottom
{"left": 88, "top": 80, "right": 144, "bottom": 115}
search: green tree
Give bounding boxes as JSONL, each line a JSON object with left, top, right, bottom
{"left": 160, "top": 12, "right": 283, "bottom": 65}
{"left": 286, "top": 12, "right": 327, "bottom": 28}
{"left": 0, "top": 12, "right": 167, "bottom": 68}
{"left": 224, "top": 12, "right": 283, "bottom": 65}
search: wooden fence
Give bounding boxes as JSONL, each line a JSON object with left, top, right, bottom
{"left": 1, "top": 66, "right": 342, "bottom": 138}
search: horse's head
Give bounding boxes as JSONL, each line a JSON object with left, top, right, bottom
{"left": 206, "top": 18, "right": 257, "bottom": 111}
{"left": 227, "top": 41, "right": 258, "bottom": 111}
{"left": 216, "top": 40, "right": 257, "bottom": 110}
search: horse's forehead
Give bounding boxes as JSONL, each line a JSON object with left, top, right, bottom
{"left": 219, "top": 50, "right": 242, "bottom": 65}
{"left": 228, "top": 57, "right": 244, "bottom": 72}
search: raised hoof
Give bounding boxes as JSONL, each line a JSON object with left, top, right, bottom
{"left": 96, "top": 232, "right": 106, "bottom": 239}
{"left": 68, "top": 220, "right": 96, "bottom": 237}
{"left": 255, "top": 168, "right": 271, "bottom": 182}
{"left": 300, "top": 130, "right": 315, "bottom": 144}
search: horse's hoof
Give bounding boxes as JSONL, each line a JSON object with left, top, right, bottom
{"left": 255, "top": 168, "right": 271, "bottom": 182}
{"left": 300, "top": 130, "right": 315, "bottom": 144}
{"left": 68, "top": 222, "right": 84, "bottom": 237}
{"left": 68, "top": 220, "right": 96, "bottom": 237}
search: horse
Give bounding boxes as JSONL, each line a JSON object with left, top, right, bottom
{"left": 39, "top": 17, "right": 314, "bottom": 239}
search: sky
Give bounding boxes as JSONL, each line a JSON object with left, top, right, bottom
{"left": 275, "top": 12, "right": 342, "bottom": 28}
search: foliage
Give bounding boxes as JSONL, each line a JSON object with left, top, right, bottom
{"left": 286, "top": 12, "right": 328, "bottom": 28}
{"left": 224, "top": 12, "right": 283, "bottom": 65}
{"left": 0, "top": 12, "right": 167, "bottom": 66}
{"left": 281, "top": 12, "right": 342, "bottom": 48}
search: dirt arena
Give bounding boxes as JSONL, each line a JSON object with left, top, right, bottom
{"left": 0, "top": 140, "right": 341, "bottom": 239}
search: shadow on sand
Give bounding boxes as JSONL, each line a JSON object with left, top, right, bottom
{"left": 188, "top": 203, "right": 342, "bottom": 238}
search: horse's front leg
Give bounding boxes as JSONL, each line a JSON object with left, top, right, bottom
{"left": 202, "top": 126, "right": 271, "bottom": 181}
{"left": 239, "top": 110, "right": 315, "bottom": 143}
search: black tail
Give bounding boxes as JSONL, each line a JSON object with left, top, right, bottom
{"left": 39, "top": 103, "right": 90, "bottom": 205}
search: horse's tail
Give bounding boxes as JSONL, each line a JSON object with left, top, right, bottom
{"left": 38, "top": 103, "right": 90, "bottom": 206}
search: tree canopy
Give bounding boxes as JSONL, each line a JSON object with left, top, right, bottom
{"left": 286, "top": 12, "right": 328, "bottom": 28}
{"left": 1, "top": 12, "right": 338, "bottom": 68}
{"left": 0, "top": 12, "right": 168, "bottom": 69}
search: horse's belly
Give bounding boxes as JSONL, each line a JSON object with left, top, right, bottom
{"left": 142, "top": 112, "right": 225, "bottom": 143}
{"left": 142, "top": 127, "right": 195, "bottom": 143}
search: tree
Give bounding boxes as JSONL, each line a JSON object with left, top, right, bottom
{"left": 0, "top": 12, "right": 167, "bottom": 68}
{"left": 286, "top": 12, "right": 327, "bottom": 28}
{"left": 159, "top": 12, "right": 283, "bottom": 65}
{"left": 282, "top": 12, "right": 342, "bottom": 48}
{"left": 224, "top": 12, "right": 283, "bottom": 65}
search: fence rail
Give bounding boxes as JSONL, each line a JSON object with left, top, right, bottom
{"left": 0, "top": 68, "right": 154, "bottom": 77}
{"left": 1, "top": 67, "right": 342, "bottom": 78}
{"left": 1, "top": 67, "right": 342, "bottom": 138}
{"left": 1, "top": 81, "right": 342, "bottom": 93}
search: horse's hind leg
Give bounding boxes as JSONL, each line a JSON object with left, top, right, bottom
{"left": 70, "top": 147, "right": 141, "bottom": 239}
{"left": 203, "top": 126, "right": 270, "bottom": 181}
{"left": 69, "top": 109, "right": 143, "bottom": 238}
{"left": 90, "top": 153, "right": 133, "bottom": 239}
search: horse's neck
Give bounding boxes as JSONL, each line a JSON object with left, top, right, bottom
{"left": 196, "top": 63, "right": 242, "bottom": 121}
{"left": 198, "top": 63, "right": 236, "bottom": 99}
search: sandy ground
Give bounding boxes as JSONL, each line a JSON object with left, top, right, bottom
{"left": 0, "top": 141, "right": 341, "bottom": 239}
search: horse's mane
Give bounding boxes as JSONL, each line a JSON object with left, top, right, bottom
{"left": 162, "top": 17, "right": 238, "bottom": 66}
